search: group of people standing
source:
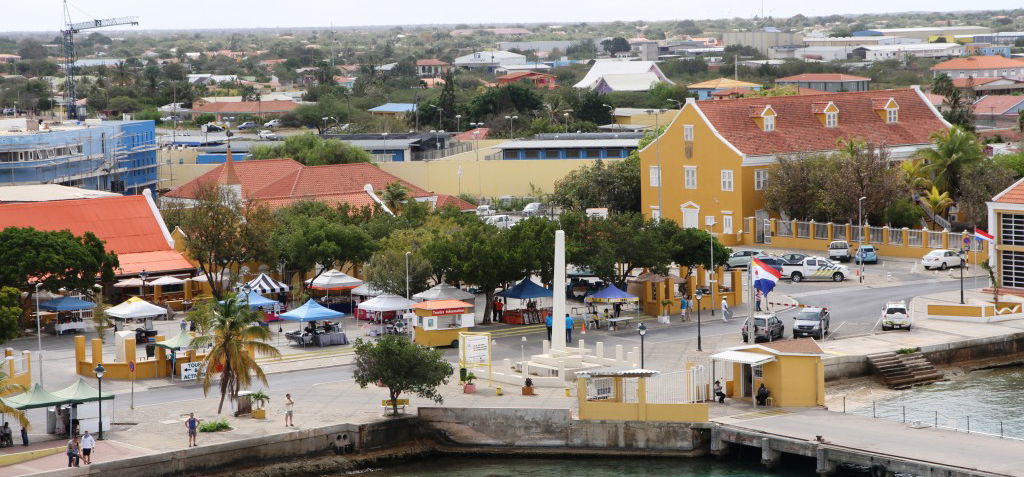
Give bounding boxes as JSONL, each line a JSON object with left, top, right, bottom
{"left": 544, "top": 313, "right": 575, "bottom": 343}
{"left": 677, "top": 295, "right": 735, "bottom": 323}
{"left": 65, "top": 430, "right": 96, "bottom": 467}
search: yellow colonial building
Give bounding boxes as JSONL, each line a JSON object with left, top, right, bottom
{"left": 639, "top": 86, "right": 949, "bottom": 245}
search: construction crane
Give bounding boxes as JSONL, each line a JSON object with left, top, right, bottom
{"left": 61, "top": 0, "right": 138, "bottom": 119}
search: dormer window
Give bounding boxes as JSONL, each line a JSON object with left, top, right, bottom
{"left": 749, "top": 105, "right": 776, "bottom": 132}
{"left": 825, "top": 112, "right": 838, "bottom": 128}
{"left": 763, "top": 115, "right": 775, "bottom": 132}
{"left": 886, "top": 108, "right": 898, "bottom": 123}
{"left": 872, "top": 97, "right": 899, "bottom": 124}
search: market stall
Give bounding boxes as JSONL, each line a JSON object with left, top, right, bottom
{"left": 496, "top": 279, "right": 552, "bottom": 325}
{"left": 154, "top": 332, "right": 197, "bottom": 379}
{"left": 358, "top": 294, "right": 416, "bottom": 336}
{"left": 279, "top": 299, "right": 347, "bottom": 347}
{"left": 306, "top": 270, "right": 363, "bottom": 313}
{"left": 351, "top": 283, "right": 383, "bottom": 309}
{"left": 52, "top": 378, "right": 115, "bottom": 436}
{"left": 105, "top": 297, "right": 169, "bottom": 341}
{"left": 413, "top": 283, "right": 475, "bottom": 302}
{"left": 226, "top": 290, "right": 284, "bottom": 323}
{"left": 584, "top": 284, "right": 639, "bottom": 330}
{"left": 0, "top": 382, "right": 113, "bottom": 438}
{"left": 411, "top": 300, "right": 475, "bottom": 347}
{"left": 148, "top": 276, "right": 186, "bottom": 308}
{"left": 39, "top": 296, "right": 94, "bottom": 335}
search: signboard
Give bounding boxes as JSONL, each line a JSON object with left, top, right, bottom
{"left": 462, "top": 334, "right": 489, "bottom": 364}
{"left": 181, "top": 361, "right": 205, "bottom": 381}
{"left": 428, "top": 308, "right": 468, "bottom": 316}
{"left": 128, "top": 361, "right": 135, "bottom": 373}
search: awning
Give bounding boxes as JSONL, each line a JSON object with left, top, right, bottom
{"left": 413, "top": 283, "right": 474, "bottom": 301}
{"left": 351, "top": 283, "right": 384, "bottom": 297}
{"left": 227, "top": 290, "right": 279, "bottom": 309}
{"left": 710, "top": 350, "right": 776, "bottom": 366}
{"left": 148, "top": 276, "right": 185, "bottom": 286}
{"left": 113, "top": 278, "right": 148, "bottom": 288}
{"left": 237, "top": 273, "right": 290, "bottom": 294}
{"left": 497, "top": 279, "right": 552, "bottom": 299}
{"left": 51, "top": 378, "right": 114, "bottom": 404}
{"left": 39, "top": 296, "right": 96, "bottom": 312}
{"left": 1, "top": 383, "right": 67, "bottom": 410}
{"left": 585, "top": 284, "right": 638, "bottom": 303}
{"left": 413, "top": 299, "right": 473, "bottom": 315}
{"left": 106, "top": 298, "right": 167, "bottom": 319}
{"left": 115, "top": 250, "right": 195, "bottom": 276}
{"left": 306, "top": 270, "right": 363, "bottom": 290}
{"left": 358, "top": 294, "right": 416, "bottom": 312}
{"left": 279, "top": 299, "right": 345, "bottom": 322}
{"left": 154, "top": 332, "right": 195, "bottom": 350}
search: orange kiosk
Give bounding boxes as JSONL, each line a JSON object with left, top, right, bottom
{"left": 411, "top": 300, "right": 475, "bottom": 348}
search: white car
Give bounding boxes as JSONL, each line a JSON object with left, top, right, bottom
{"left": 921, "top": 249, "right": 963, "bottom": 270}
{"left": 475, "top": 205, "right": 493, "bottom": 216}
{"left": 881, "top": 301, "right": 912, "bottom": 331}
{"left": 522, "top": 202, "right": 543, "bottom": 216}
{"left": 484, "top": 214, "right": 514, "bottom": 229}
{"left": 263, "top": 119, "right": 282, "bottom": 128}
{"left": 258, "top": 130, "right": 281, "bottom": 140}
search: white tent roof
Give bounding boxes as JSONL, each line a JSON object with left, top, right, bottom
{"left": 351, "top": 283, "right": 384, "bottom": 297}
{"left": 595, "top": 72, "right": 664, "bottom": 92}
{"left": 413, "top": 283, "right": 475, "bottom": 301}
{"left": 239, "top": 273, "right": 290, "bottom": 294}
{"left": 574, "top": 60, "right": 672, "bottom": 89}
{"left": 189, "top": 269, "right": 233, "bottom": 283}
{"left": 106, "top": 299, "right": 168, "bottom": 319}
{"left": 113, "top": 278, "right": 148, "bottom": 288}
{"left": 306, "top": 269, "right": 363, "bottom": 290}
{"left": 358, "top": 294, "right": 416, "bottom": 312}
{"left": 149, "top": 276, "right": 185, "bottom": 286}
{"left": 709, "top": 350, "right": 776, "bottom": 366}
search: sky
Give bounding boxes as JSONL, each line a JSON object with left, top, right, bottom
{"left": 1, "top": 0, "right": 1021, "bottom": 32}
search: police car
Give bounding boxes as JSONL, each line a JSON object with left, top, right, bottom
{"left": 781, "top": 256, "right": 849, "bottom": 282}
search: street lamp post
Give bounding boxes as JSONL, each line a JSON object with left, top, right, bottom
{"left": 637, "top": 322, "right": 647, "bottom": 368}
{"left": 94, "top": 363, "right": 105, "bottom": 440}
{"left": 960, "top": 248, "right": 966, "bottom": 304}
{"left": 381, "top": 132, "right": 388, "bottom": 162}
{"left": 563, "top": 112, "right": 570, "bottom": 133}
{"left": 405, "top": 251, "right": 412, "bottom": 299}
{"left": 34, "top": 282, "right": 43, "bottom": 387}
{"left": 858, "top": 196, "right": 867, "bottom": 283}
{"left": 504, "top": 115, "right": 518, "bottom": 138}
{"left": 694, "top": 290, "right": 704, "bottom": 351}
{"left": 455, "top": 114, "right": 462, "bottom": 132}
{"left": 139, "top": 269, "right": 149, "bottom": 299}
{"left": 707, "top": 220, "right": 716, "bottom": 316}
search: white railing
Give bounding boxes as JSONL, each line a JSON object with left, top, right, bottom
{"left": 796, "top": 221, "right": 810, "bottom": 238}
{"left": 814, "top": 222, "right": 828, "bottom": 240}
{"left": 928, "top": 231, "right": 945, "bottom": 249}
{"left": 869, "top": 226, "right": 885, "bottom": 244}
{"left": 908, "top": 230, "right": 923, "bottom": 247}
{"left": 889, "top": 228, "right": 904, "bottom": 245}
{"left": 850, "top": 226, "right": 862, "bottom": 243}
{"left": 833, "top": 225, "right": 846, "bottom": 240}
{"left": 776, "top": 221, "right": 792, "bottom": 237}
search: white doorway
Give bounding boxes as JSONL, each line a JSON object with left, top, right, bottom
{"left": 681, "top": 202, "right": 700, "bottom": 229}
{"left": 723, "top": 215, "right": 733, "bottom": 234}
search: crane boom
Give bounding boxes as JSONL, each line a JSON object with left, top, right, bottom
{"left": 67, "top": 16, "right": 139, "bottom": 33}
{"left": 61, "top": 2, "right": 138, "bottom": 120}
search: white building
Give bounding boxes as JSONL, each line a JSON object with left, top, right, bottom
{"left": 574, "top": 59, "right": 673, "bottom": 92}
{"left": 853, "top": 43, "right": 965, "bottom": 61}
{"left": 453, "top": 51, "right": 526, "bottom": 72}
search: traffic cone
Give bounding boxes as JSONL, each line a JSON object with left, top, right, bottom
{"left": 581, "top": 316, "right": 587, "bottom": 334}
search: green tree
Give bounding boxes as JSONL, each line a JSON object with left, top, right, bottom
{"left": 669, "top": 227, "right": 731, "bottom": 273}
{"left": 921, "top": 186, "right": 954, "bottom": 227}
{"left": 381, "top": 182, "right": 410, "bottom": 213}
{"left": 917, "top": 126, "right": 984, "bottom": 199}
{"left": 0, "top": 369, "right": 27, "bottom": 428}
{"left": 437, "top": 69, "right": 458, "bottom": 131}
{"left": 91, "top": 294, "right": 113, "bottom": 344}
{"left": 273, "top": 209, "right": 374, "bottom": 288}
{"left": 108, "top": 96, "right": 139, "bottom": 114}
{"left": 601, "top": 37, "right": 631, "bottom": 55}
{"left": 248, "top": 133, "right": 371, "bottom": 165}
{"left": 568, "top": 89, "right": 612, "bottom": 125}
{"left": 957, "top": 160, "right": 1017, "bottom": 228}
{"left": 16, "top": 39, "right": 46, "bottom": 60}
{"left": 883, "top": 198, "right": 924, "bottom": 229}
{"left": 762, "top": 154, "right": 829, "bottom": 220}
{"left": 352, "top": 335, "right": 453, "bottom": 416}
{"left": 0, "top": 227, "right": 118, "bottom": 297}
{"left": 0, "top": 287, "right": 23, "bottom": 344}
{"left": 192, "top": 295, "right": 281, "bottom": 414}
{"left": 451, "top": 222, "right": 521, "bottom": 324}
{"left": 469, "top": 83, "right": 543, "bottom": 119}
{"left": 365, "top": 247, "right": 432, "bottom": 297}
{"left": 940, "top": 87, "right": 975, "bottom": 132}
{"left": 562, "top": 212, "right": 677, "bottom": 288}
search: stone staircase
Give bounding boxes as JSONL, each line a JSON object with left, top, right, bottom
{"left": 866, "top": 351, "right": 944, "bottom": 390}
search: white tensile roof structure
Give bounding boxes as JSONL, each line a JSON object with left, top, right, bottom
{"left": 574, "top": 60, "right": 673, "bottom": 91}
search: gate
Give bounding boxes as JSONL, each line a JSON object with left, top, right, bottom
{"left": 755, "top": 211, "right": 770, "bottom": 244}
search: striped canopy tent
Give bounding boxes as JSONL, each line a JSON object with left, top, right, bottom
{"left": 237, "top": 273, "right": 290, "bottom": 294}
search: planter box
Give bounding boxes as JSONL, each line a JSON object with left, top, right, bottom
{"left": 251, "top": 408, "right": 266, "bottom": 419}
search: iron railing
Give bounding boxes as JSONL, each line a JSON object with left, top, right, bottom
{"left": 796, "top": 221, "right": 810, "bottom": 238}
{"left": 928, "top": 231, "right": 945, "bottom": 249}
{"left": 814, "top": 222, "right": 829, "bottom": 240}
{"left": 776, "top": 221, "right": 792, "bottom": 237}
{"left": 869, "top": 226, "right": 885, "bottom": 244}
{"left": 833, "top": 225, "right": 846, "bottom": 241}
{"left": 840, "top": 399, "right": 1024, "bottom": 441}
{"left": 908, "top": 230, "right": 923, "bottom": 247}
{"left": 889, "top": 228, "right": 904, "bottom": 245}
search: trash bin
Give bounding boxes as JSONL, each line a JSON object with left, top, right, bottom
{"left": 236, "top": 391, "right": 252, "bottom": 416}
{"left": 145, "top": 344, "right": 155, "bottom": 359}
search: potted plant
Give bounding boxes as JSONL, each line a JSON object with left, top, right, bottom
{"left": 660, "top": 299, "right": 673, "bottom": 324}
{"left": 522, "top": 377, "right": 535, "bottom": 396}
{"left": 463, "top": 373, "right": 477, "bottom": 394}
{"left": 250, "top": 389, "right": 269, "bottom": 419}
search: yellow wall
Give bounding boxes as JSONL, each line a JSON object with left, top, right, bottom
{"left": 614, "top": 110, "right": 679, "bottom": 127}
{"left": 74, "top": 335, "right": 207, "bottom": 380}
{"left": 159, "top": 162, "right": 218, "bottom": 190}
{"left": 379, "top": 156, "right": 622, "bottom": 199}
{"left": 639, "top": 102, "right": 750, "bottom": 246}
{"left": 0, "top": 447, "right": 65, "bottom": 466}
{"left": 2, "top": 349, "right": 30, "bottom": 394}
{"left": 728, "top": 350, "right": 824, "bottom": 407}
{"left": 575, "top": 377, "right": 709, "bottom": 422}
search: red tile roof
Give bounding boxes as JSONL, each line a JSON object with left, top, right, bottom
{"left": 776, "top": 73, "right": 871, "bottom": 82}
{"left": 952, "top": 77, "right": 1001, "bottom": 88}
{"left": 435, "top": 194, "right": 476, "bottom": 211}
{"left": 192, "top": 100, "right": 299, "bottom": 114}
{"left": 497, "top": 71, "right": 555, "bottom": 81}
{"left": 416, "top": 59, "right": 449, "bottom": 66}
{"left": 972, "top": 95, "right": 1024, "bottom": 115}
{"left": 994, "top": 177, "right": 1024, "bottom": 204}
{"left": 454, "top": 128, "right": 490, "bottom": 141}
{"left": 932, "top": 56, "right": 1024, "bottom": 71}
{"left": 694, "top": 88, "right": 947, "bottom": 156}
{"left": 760, "top": 338, "right": 824, "bottom": 354}
{"left": 0, "top": 195, "right": 193, "bottom": 275}
{"left": 795, "top": 87, "right": 829, "bottom": 95}
{"left": 165, "top": 158, "right": 304, "bottom": 200}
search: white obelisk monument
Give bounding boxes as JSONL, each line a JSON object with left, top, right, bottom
{"left": 551, "top": 230, "right": 567, "bottom": 350}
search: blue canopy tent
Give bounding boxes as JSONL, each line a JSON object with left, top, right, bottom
{"left": 39, "top": 296, "right": 95, "bottom": 311}
{"left": 221, "top": 291, "right": 279, "bottom": 309}
{"left": 280, "top": 299, "right": 344, "bottom": 322}
{"left": 585, "top": 284, "right": 637, "bottom": 303}
{"left": 497, "top": 279, "right": 553, "bottom": 299}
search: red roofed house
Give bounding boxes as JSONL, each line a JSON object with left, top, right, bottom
{"left": 775, "top": 73, "right": 871, "bottom": 92}
{"left": 972, "top": 95, "right": 1024, "bottom": 129}
{"left": 0, "top": 190, "right": 193, "bottom": 277}
{"left": 952, "top": 76, "right": 1024, "bottom": 95}
{"left": 496, "top": 71, "right": 557, "bottom": 90}
{"left": 416, "top": 59, "right": 449, "bottom": 78}
{"left": 639, "top": 87, "right": 950, "bottom": 244}
{"left": 986, "top": 177, "right": 1024, "bottom": 292}
{"left": 163, "top": 152, "right": 474, "bottom": 213}
{"left": 931, "top": 56, "right": 1024, "bottom": 80}
{"left": 191, "top": 100, "right": 299, "bottom": 120}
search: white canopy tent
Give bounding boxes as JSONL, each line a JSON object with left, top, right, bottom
{"left": 189, "top": 269, "right": 234, "bottom": 283}
{"left": 148, "top": 276, "right": 185, "bottom": 286}
{"left": 359, "top": 294, "right": 417, "bottom": 336}
{"left": 351, "top": 283, "right": 384, "bottom": 297}
{"left": 413, "top": 283, "right": 474, "bottom": 302}
{"left": 306, "top": 270, "right": 363, "bottom": 290}
{"left": 113, "top": 278, "right": 148, "bottom": 288}
{"left": 106, "top": 298, "right": 168, "bottom": 319}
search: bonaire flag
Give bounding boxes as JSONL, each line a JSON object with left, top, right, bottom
{"left": 975, "top": 228, "right": 994, "bottom": 243}
{"left": 751, "top": 257, "right": 781, "bottom": 297}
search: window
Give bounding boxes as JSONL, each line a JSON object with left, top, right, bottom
{"left": 753, "top": 365, "right": 763, "bottom": 378}
{"left": 723, "top": 215, "right": 733, "bottom": 234}
{"left": 652, "top": 208, "right": 661, "bottom": 222}
{"left": 825, "top": 111, "right": 837, "bottom": 128}
{"left": 1002, "top": 250, "right": 1024, "bottom": 288}
{"left": 684, "top": 166, "right": 697, "bottom": 189}
{"left": 754, "top": 169, "right": 768, "bottom": 190}
{"left": 763, "top": 115, "right": 775, "bottom": 132}
{"left": 886, "top": 108, "right": 898, "bottom": 123}
{"left": 649, "top": 166, "right": 661, "bottom": 187}
{"left": 720, "top": 170, "right": 734, "bottom": 191}
{"left": 1001, "top": 213, "right": 1024, "bottom": 246}
{"left": 683, "top": 124, "right": 694, "bottom": 141}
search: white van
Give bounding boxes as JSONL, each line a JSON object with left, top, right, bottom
{"left": 485, "top": 215, "right": 514, "bottom": 229}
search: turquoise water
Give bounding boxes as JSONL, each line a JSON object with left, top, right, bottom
{"left": 852, "top": 365, "right": 1024, "bottom": 438}
{"left": 363, "top": 456, "right": 823, "bottom": 476}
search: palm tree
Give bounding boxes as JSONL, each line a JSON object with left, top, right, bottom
{"left": 191, "top": 295, "right": 280, "bottom": 414}
{"left": 921, "top": 186, "right": 954, "bottom": 228}
{"left": 916, "top": 126, "right": 984, "bottom": 199}
{"left": 0, "top": 371, "right": 28, "bottom": 428}
{"left": 899, "top": 159, "right": 933, "bottom": 194}
{"left": 381, "top": 182, "right": 409, "bottom": 213}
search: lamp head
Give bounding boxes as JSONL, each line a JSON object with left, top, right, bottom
{"left": 521, "top": 336, "right": 527, "bottom": 343}
{"left": 94, "top": 363, "right": 105, "bottom": 379}
{"left": 638, "top": 322, "right": 647, "bottom": 336}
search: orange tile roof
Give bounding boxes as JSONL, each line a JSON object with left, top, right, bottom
{"left": 931, "top": 56, "right": 1024, "bottom": 71}
{"left": 165, "top": 158, "right": 304, "bottom": 200}
{"left": 192, "top": 100, "right": 299, "bottom": 114}
{"left": 777, "top": 73, "right": 871, "bottom": 82}
{"left": 760, "top": 338, "right": 824, "bottom": 354}
{"left": 413, "top": 299, "right": 473, "bottom": 310}
{"left": 710, "top": 87, "right": 755, "bottom": 97}
{"left": 497, "top": 71, "right": 555, "bottom": 81}
{"left": 694, "top": 88, "right": 947, "bottom": 156}
{"left": 973, "top": 95, "right": 1024, "bottom": 115}
{"left": 952, "top": 77, "right": 1001, "bottom": 87}
{"left": 795, "top": 87, "right": 828, "bottom": 95}
{"left": 0, "top": 195, "right": 193, "bottom": 275}
{"left": 454, "top": 128, "right": 490, "bottom": 141}
{"left": 416, "top": 59, "right": 448, "bottom": 66}
{"left": 994, "top": 176, "right": 1024, "bottom": 204}
{"left": 435, "top": 194, "right": 476, "bottom": 211}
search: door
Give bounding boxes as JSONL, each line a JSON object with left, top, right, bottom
{"left": 682, "top": 207, "right": 699, "bottom": 229}
{"left": 741, "top": 364, "right": 753, "bottom": 397}
{"left": 723, "top": 215, "right": 733, "bottom": 234}
{"left": 755, "top": 210, "right": 769, "bottom": 243}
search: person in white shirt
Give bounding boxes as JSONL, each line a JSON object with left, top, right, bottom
{"left": 721, "top": 297, "right": 731, "bottom": 323}
{"left": 80, "top": 431, "right": 96, "bottom": 464}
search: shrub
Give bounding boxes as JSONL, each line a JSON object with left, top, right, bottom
{"left": 198, "top": 417, "right": 231, "bottom": 432}
{"left": 896, "top": 347, "right": 919, "bottom": 355}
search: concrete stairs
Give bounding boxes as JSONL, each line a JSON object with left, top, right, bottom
{"left": 866, "top": 351, "right": 944, "bottom": 390}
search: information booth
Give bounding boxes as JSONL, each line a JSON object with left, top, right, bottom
{"left": 412, "top": 300, "right": 475, "bottom": 348}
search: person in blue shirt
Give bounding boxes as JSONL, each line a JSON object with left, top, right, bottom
{"left": 565, "top": 314, "right": 574, "bottom": 344}
{"left": 545, "top": 313, "right": 552, "bottom": 341}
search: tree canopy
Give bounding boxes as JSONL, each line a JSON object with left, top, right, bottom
{"left": 248, "top": 133, "right": 372, "bottom": 165}
{"left": 353, "top": 335, "right": 453, "bottom": 416}
{"left": 0, "top": 227, "right": 118, "bottom": 296}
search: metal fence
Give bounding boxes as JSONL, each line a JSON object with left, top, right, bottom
{"left": 814, "top": 223, "right": 828, "bottom": 240}
{"left": 908, "top": 230, "right": 923, "bottom": 247}
{"left": 833, "top": 225, "right": 846, "bottom": 241}
{"left": 869, "top": 226, "right": 885, "bottom": 244}
{"left": 844, "top": 399, "right": 1024, "bottom": 441}
{"left": 412, "top": 141, "right": 473, "bottom": 161}
{"left": 928, "top": 231, "right": 945, "bottom": 248}
{"left": 888, "top": 228, "right": 904, "bottom": 245}
{"left": 849, "top": 226, "right": 862, "bottom": 243}
{"left": 777, "top": 221, "right": 792, "bottom": 237}
{"left": 796, "top": 221, "right": 810, "bottom": 238}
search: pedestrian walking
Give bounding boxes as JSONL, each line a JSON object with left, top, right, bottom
{"left": 545, "top": 313, "right": 552, "bottom": 341}
{"left": 185, "top": 413, "right": 199, "bottom": 447}
{"left": 284, "top": 393, "right": 295, "bottom": 427}
{"left": 81, "top": 431, "right": 96, "bottom": 464}
{"left": 20, "top": 426, "right": 27, "bottom": 446}
{"left": 613, "top": 302, "right": 622, "bottom": 318}
{"left": 180, "top": 318, "right": 187, "bottom": 332}
{"left": 720, "top": 297, "right": 731, "bottom": 323}
{"left": 680, "top": 296, "right": 689, "bottom": 322}
{"left": 66, "top": 435, "right": 81, "bottom": 467}
{"left": 755, "top": 290, "right": 762, "bottom": 312}
{"left": 493, "top": 299, "right": 504, "bottom": 323}
{"left": 565, "top": 314, "right": 574, "bottom": 344}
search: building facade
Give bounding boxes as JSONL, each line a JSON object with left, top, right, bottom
{"left": 931, "top": 56, "right": 1024, "bottom": 79}
{"left": 987, "top": 179, "right": 1024, "bottom": 291}
{"left": 638, "top": 88, "right": 949, "bottom": 245}
{"left": 775, "top": 74, "right": 871, "bottom": 93}
{"left": 0, "top": 119, "right": 157, "bottom": 194}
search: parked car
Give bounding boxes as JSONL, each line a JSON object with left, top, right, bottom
{"left": 780, "top": 253, "right": 807, "bottom": 265}
{"left": 238, "top": 121, "right": 259, "bottom": 130}
{"left": 828, "top": 240, "right": 851, "bottom": 262}
{"left": 854, "top": 245, "right": 879, "bottom": 264}
{"left": 257, "top": 130, "right": 281, "bottom": 140}
{"left": 881, "top": 301, "right": 912, "bottom": 331}
{"left": 475, "top": 205, "right": 494, "bottom": 216}
{"left": 522, "top": 202, "right": 543, "bottom": 216}
{"left": 200, "top": 123, "right": 224, "bottom": 132}
{"left": 742, "top": 313, "right": 784, "bottom": 343}
{"left": 484, "top": 214, "right": 514, "bottom": 229}
{"left": 921, "top": 249, "right": 963, "bottom": 270}
{"left": 793, "top": 307, "right": 830, "bottom": 339}
{"left": 263, "top": 119, "right": 282, "bottom": 128}
{"left": 725, "top": 250, "right": 764, "bottom": 270}
{"left": 160, "top": 115, "right": 182, "bottom": 122}
{"left": 782, "top": 256, "right": 849, "bottom": 283}
{"left": 754, "top": 256, "right": 786, "bottom": 273}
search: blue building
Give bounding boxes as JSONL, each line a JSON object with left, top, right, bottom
{"left": 495, "top": 133, "right": 642, "bottom": 160}
{"left": 0, "top": 119, "right": 157, "bottom": 194}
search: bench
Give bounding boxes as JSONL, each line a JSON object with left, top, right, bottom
{"left": 382, "top": 399, "right": 409, "bottom": 415}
